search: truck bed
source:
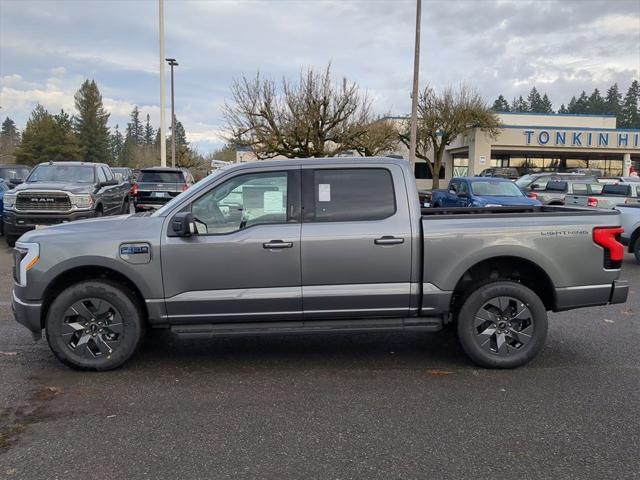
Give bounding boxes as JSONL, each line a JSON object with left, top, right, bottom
{"left": 421, "top": 205, "right": 618, "bottom": 217}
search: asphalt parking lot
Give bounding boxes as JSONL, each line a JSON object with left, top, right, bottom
{"left": 0, "top": 243, "right": 638, "bottom": 480}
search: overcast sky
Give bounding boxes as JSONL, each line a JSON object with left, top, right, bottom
{"left": 1, "top": 0, "right": 639, "bottom": 153}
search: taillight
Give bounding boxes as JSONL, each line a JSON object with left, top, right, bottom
{"left": 528, "top": 192, "right": 538, "bottom": 200}
{"left": 587, "top": 197, "right": 598, "bottom": 208}
{"left": 182, "top": 183, "right": 189, "bottom": 192}
{"left": 593, "top": 226, "right": 624, "bottom": 269}
{"left": 130, "top": 184, "right": 138, "bottom": 196}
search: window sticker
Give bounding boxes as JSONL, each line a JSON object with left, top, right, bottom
{"left": 318, "top": 183, "right": 331, "bottom": 202}
{"left": 263, "top": 190, "right": 284, "bottom": 213}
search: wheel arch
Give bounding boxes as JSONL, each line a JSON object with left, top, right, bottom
{"left": 450, "top": 255, "right": 556, "bottom": 313}
{"left": 40, "top": 265, "right": 149, "bottom": 329}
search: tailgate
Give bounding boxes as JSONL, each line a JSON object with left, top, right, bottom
{"left": 136, "top": 182, "right": 183, "bottom": 206}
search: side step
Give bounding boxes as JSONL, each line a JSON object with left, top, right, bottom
{"left": 170, "top": 317, "right": 443, "bottom": 338}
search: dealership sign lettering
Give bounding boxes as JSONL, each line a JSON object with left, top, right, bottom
{"left": 523, "top": 130, "right": 639, "bottom": 149}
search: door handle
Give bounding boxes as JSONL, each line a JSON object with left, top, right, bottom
{"left": 374, "top": 236, "right": 404, "bottom": 245}
{"left": 263, "top": 240, "right": 293, "bottom": 249}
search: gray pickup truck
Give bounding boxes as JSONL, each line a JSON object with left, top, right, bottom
{"left": 566, "top": 182, "right": 640, "bottom": 209}
{"left": 11, "top": 157, "right": 628, "bottom": 371}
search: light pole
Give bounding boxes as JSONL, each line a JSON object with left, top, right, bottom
{"left": 166, "top": 58, "right": 179, "bottom": 168}
{"left": 409, "top": 0, "right": 422, "bottom": 168}
{"left": 159, "top": 0, "right": 166, "bottom": 167}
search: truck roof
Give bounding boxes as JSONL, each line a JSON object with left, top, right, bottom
{"left": 35, "top": 161, "right": 105, "bottom": 167}
{"left": 227, "top": 156, "right": 410, "bottom": 172}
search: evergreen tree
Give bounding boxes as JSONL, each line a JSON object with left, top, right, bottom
{"left": 588, "top": 88, "right": 605, "bottom": 115}
{"left": 491, "top": 95, "right": 510, "bottom": 112}
{"left": 15, "top": 104, "right": 82, "bottom": 165}
{"left": 558, "top": 104, "right": 568, "bottom": 114}
{"left": 540, "top": 94, "right": 554, "bottom": 113}
{"left": 0, "top": 117, "right": 21, "bottom": 158}
{"left": 126, "top": 106, "right": 144, "bottom": 145}
{"left": 510, "top": 96, "right": 529, "bottom": 112}
{"left": 567, "top": 96, "right": 578, "bottom": 113}
{"left": 620, "top": 80, "right": 640, "bottom": 128}
{"left": 527, "top": 87, "right": 543, "bottom": 112}
{"left": 73, "top": 79, "right": 111, "bottom": 164}
{"left": 573, "top": 91, "right": 589, "bottom": 114}
{"left": 144, "top": 114, "right": 155, "bottom": 145}
{"left": 110, "top": 124, "right": 124, "bottom": 163}
{"left": 604, "top": 83, "right": 622, "bottom": 119}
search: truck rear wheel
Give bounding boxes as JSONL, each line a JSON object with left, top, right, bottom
{"left": 45, "top": 280, "right": 144, "bottom": 371}
{"left": 634, "top": 239, "right": 640, "bottom": 264}
{"left": 456, "top": 281, "right": 548, "bottom": 369}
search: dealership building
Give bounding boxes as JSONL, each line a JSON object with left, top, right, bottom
{"left": 398, "top": 112, "right": 640, "bottom": 189}
{"left": 234, "top": 112, "right": 640, "bottom": 188}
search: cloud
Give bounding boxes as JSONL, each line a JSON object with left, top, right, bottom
{"left": 0, "top": 0, "right": 638, "bottom": 152}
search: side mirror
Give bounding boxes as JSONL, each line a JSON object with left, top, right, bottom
{"left": 101, "top": 179, "right": 118, "bottom": 187}
{"left": 457, "top": 191, "right": 469, "bottom": 198}
{"left": 530, "top": 183, "right": 541, "bottom": 191}
{"left": 171, "top": 212, "right": 195, "bottom": 237}
{"left": 114, "top": 173, "right": 124, "bottom": 183}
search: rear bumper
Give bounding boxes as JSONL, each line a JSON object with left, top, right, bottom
{"left": 11, "top": 290, "right": 43, "bottom": 339}
{"left": 555, "top": 280, "right": 628, "bottom": 311}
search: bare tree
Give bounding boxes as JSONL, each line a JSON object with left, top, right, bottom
{"left": 352, "top": 117, "right": 399, "bottom": 157}
{"left": 400, "top": 83, "right": 501, "bottom": 188}
{"left": 223, "top": 64, "right": 379, "bottom": 158}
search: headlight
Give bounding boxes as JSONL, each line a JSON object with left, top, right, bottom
{"left": 70, "top": 195, "right": 93, "bottom": 209}
{"left": 14, "top": 242, "right": 39, "bottom": 287}
{"left": 3, "top": 193, "right": 16, "bottom": 209}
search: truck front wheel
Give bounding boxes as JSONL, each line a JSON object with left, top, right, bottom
{"left": 45, "top": 280, "right": 144, "bottom": 371}
{"left": 456, "top": 281, "right": 548, "bottom": 369}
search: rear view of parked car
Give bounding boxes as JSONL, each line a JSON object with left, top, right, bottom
{"left": 477, "top": 167, "right": 520, "bottom": 180}
{"left": 528, "top": 180, "right": 604, "bottom": 205}
{"left": 567, "top": 182, "right": 640, "bottom": 209}
{"left": 132, "top": 167, "right": 194, "bottom": 211}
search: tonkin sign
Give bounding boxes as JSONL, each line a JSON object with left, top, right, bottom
{"left": 523, "top": 130, "right": 639, "bottom": 149}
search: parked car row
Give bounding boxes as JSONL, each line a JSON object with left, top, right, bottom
{"left": 1, "top": 162, "right": 196, "bottom": 246}
{"left": 429, "top": 170, "right": 639, "bottom": 210}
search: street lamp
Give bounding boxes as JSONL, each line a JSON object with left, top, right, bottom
{"left": 165, "top": 57, "right": 179, "bottom": 168}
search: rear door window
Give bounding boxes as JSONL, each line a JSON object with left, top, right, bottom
{"left": 602, "top": 184, "right": 631, "bottom": 196}
{"left": 304, "top": 168, "right": 395, "bottom": 222}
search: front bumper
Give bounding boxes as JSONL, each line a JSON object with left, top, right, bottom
{"left": 11, "top": 290, "right": 43, "bottom": 340}
{"left": 2, "top": 209, "right": 95, "bottom": 237}
{"left": 555, "top": 280, "right": 629, "bottom": 311}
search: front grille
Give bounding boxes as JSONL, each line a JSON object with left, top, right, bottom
{"left": 16, "top": 192, "right": 71, "bottom": 212}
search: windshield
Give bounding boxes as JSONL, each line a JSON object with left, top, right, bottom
{"left": 0, "top": 166, "right": 30, "bottom": 180}
{"left": 515, "top": 175, "right": 534, "bottom": 188}
{"left": 153, "top": 170, "right": 226, "bottom": 216}
{"left": 138, "top": 170, "right": 184, "bottom": 183}
{"left": 27, "top": 165, "right": 95, "bottom": 183}
{"left": 471, "top": 181, "right": 524, "bottom": 197}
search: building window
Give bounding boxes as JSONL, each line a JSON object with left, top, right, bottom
{"left": 415, "top": 162, "right": 445, "bottom": 179}
{"left": 452, "top": 156, "right": 468, "bottom": 177}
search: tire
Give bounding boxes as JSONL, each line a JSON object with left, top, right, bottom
{"left": 5, "top": 235, "right": 18, "bottom": 247}
{"left": 45, "top": 280, "right": 144, "bottom": 371}
{"left": 456, "top": 281, "right": 548, "bottom": 369}
{"left": 634, "top": 239, "right": 640, "bottom": 264}
{"left": 95, "top": 206, "right": 103, "bottom": 217}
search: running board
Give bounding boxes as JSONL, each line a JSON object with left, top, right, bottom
{"left": 170, "top": 317, "right": 443, "bottom": 338}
